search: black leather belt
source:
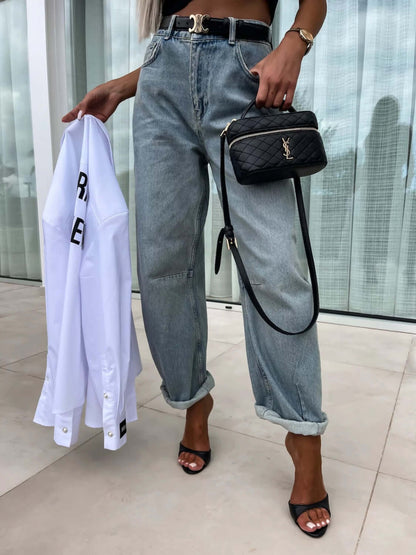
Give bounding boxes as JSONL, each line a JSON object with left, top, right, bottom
{"left": 159, "top": 15, "right": 271, "bottom": 42}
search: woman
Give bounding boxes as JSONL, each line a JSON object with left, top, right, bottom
{"left": 63, "top": 0, "right": 330, "bottom": 538}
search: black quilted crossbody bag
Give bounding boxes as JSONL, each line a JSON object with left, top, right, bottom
{"left": 215, "top": 98, "right": 327, "bottom": 335}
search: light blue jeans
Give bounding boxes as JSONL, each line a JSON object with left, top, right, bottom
{"left": 133, "top": 17, "right": 328, "bottom": 436}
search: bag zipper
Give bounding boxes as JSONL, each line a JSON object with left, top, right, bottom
{"left": 221, "top": 119, "right": 237, "bottom": 137}
{"left": 227, "top": 126, "right": 318, "bottom": 149}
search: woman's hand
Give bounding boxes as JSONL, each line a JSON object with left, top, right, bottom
{"left": 249, "top": 32, "right": 307, "bottom": 111}
{"left": 61, "top": 81, "right": 123, "bottom": 123}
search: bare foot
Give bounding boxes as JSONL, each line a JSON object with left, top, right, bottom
{"left": 285, "top": 432, "right": 331, "bottom": 534}
{"left": 178, "top": 393, "right": 214, "bottom": 472}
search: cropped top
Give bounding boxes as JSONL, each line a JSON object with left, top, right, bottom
{"left": 162, "top": 1, "right": 279, "bottom": 20}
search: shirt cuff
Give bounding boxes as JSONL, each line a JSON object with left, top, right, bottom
{"left": 53, "top": 407, "right": 83, "bottom": 447}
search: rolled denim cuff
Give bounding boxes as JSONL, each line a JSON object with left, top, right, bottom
{"left": 255, "top": 404, "right": 328, "bottom": 436}
{"left": 160, "top": 371, "right": 215, "bottom": 410}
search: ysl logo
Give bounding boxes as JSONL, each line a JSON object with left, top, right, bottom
{"left": 282, "top": 137, "right": 294, "bottom": 160}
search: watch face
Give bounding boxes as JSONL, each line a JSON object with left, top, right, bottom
{"left": 300, "top": 29, "right": 314, "bottom": 43}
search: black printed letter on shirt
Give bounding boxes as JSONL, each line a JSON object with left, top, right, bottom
{"left": 71, "top": 217, "right": 84, "bottom": 246}
{"left": 77, "top": 172, "right": 88, "bottom": 201}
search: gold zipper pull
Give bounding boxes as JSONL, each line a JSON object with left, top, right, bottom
{"left": 221, "top": 119, "right": 237, "bottom": 137}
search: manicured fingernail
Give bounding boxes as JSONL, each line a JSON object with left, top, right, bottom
{"left": 77, "top": 110, "right": 83, "bottom": 120}
{"left": 189, "top": 463, "right": 197, "bottom": 468}
{"left": 306, "top": 522, "right": 316, "bottom": 529}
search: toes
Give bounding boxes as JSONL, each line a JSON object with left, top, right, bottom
{"left": 294, "top": 506, "right": 331, "bottom": 534}
{"left": 187, "top": 453, "right": 197, "bottom": 469}
{"left": 194, "top": 457, "right": 205, "bottom": 470}
{"left": 318, "top": 508, "right": 330, "bottom": 527}
{"left": 188, "top": 462, "right": 199, "bottom": 470}
{"left": 322, "top": 508, "right": 331, "bottom": 525}
{"left": 178, "top": 452, "right": 190, "bottom": 467}
{"left": 297, "top": 510, "right": 318, "bottom": 533}
{"left": 309, "top": 508, "right": 329, "bottom": 529}
{"left": 308, "top": 509, "right": 322, "bottom": 528}
{"left": 315, "top": 508, "right": 327, "bottom": 528}
{"left": 188, "top": 454, "right": 204, "bottom": 471}
{"left": 178, "top": 451, "right": 205, "bottom": 471}
{"left": 297, "top": 516, "right": 317, "bottom": 533}
{"left": 315, "top": 507, "right": 331, "bottom": 527}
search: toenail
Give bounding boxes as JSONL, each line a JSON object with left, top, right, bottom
{"left": 321, "top": 521, "right": 326, "bottom": 526}
{"left": 306, "top": 522, "right": 316, "bottom": 529}
{"left": 189, "top": 463, "right": 197, "bottom": 468}
{"left": 316, "top": 522, "right": 321, "bottom": 527}
{"left": 326, "top": 519, "right": 330, "bottom": 524}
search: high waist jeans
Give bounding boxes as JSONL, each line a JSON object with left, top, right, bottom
{"left": 133, "top": 17, "right": 328, "bottom": 435}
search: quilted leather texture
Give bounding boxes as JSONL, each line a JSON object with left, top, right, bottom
{"left": 227, "top": 111, "right": 319, "bottom": 143}
{"left": 228, "top": 127, "right": 327, "bottom": 185}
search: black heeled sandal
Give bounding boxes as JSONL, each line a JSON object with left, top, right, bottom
{"left": 288, "top": 494, "right": 331, "bottom": 538}
{"left": 178, "top": 442, "right": 211, "bottom": 475}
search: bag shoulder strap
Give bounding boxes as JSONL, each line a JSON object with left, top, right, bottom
{"left": 214, "top": 133, "right": 320, "bottom": 336}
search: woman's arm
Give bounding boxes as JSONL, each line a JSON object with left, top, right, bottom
{"left": 62, "top": 67, "right": 142, "bottom": 123}
{"left": 250, "top": 0, "right": 327, "bottom": 110}
{"left": 112, "top": 68, "right": 142, "bottom": 101}
{"left": 290, "top": 0, "right": 327, "bottom": 36}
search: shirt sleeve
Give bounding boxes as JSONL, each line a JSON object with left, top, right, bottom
{"left": 80, "top": 212, "right": 139, "bottom": 450}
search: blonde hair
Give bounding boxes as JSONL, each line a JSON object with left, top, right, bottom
{"left": 137, "top": 0, "right": 163, "bottom": 40}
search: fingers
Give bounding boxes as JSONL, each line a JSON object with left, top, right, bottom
{"left": 255, "top": 79, "right": 294, "bottom": 110}
{"left": 61, "top": 107, "right": 79, "bottom": 123}
{"left": 251, "top": 67, "right": 296, "bottom": 111}
{"left": 61, "top": 93, "right": 92, "bottom": 123}
{"left": 281, "top": 87, "right": 295, "bottom": 111}
{"left": 62, "top": 105, "right": 85, "bottom": 123}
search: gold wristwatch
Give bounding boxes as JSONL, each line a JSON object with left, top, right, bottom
{"left": 286, "top": 28, "right": 314, "bottom": 55}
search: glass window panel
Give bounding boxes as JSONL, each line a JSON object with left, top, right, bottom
{"left": 276, "top": 0, "right": 416, "bottom": 319}
{"left": 0, "top": 0, "right": 40, "bottom": 280}
{"left": 350, "top": 0, "right": 416, "bottom": 316}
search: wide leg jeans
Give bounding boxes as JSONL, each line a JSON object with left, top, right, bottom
{"left": 133, "top": 18, "right": 328, "bottom": 436}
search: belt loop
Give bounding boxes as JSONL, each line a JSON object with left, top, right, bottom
{"left": 164, "top": 15, "right": 177, "bottom": 40}
{"left": 228, "top": 17, "right": 236, "bottom": 45}
{"left": 268, "top": 26, "right": 273, "bottom": 45}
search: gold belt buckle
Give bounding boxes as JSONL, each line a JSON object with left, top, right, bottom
{"left": 188, "top": 14, "right": 210, "bottom": 34}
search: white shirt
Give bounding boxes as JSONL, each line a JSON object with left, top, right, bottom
{"left": 34, "top": 115, "right": 141, "bottom": 450}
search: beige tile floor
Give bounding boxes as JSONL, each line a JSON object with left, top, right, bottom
{"left": 0, "top": 281, "right": 415, "bottom": 554}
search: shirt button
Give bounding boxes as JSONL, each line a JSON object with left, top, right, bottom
{"left": 104, "top": 393, "right": 109, "bottom": 399}
{"left": 108, "top": 431, "right": 113, "bottom": 437}
{"left": 62, "top": 427, "right": 68, "bottom": 433}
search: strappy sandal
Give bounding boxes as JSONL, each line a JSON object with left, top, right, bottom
{"left": 288, "top": 494, "right": 331, "bottom": 538}
{"left": 178, "top": 442, "right": 211, "bottom": 475}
